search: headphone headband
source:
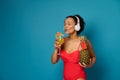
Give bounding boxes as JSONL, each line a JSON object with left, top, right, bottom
{"left": 75, "top": 16, "right": 80, "bottom": 23}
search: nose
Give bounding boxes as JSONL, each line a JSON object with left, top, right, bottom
{"left": 64, "top": 25, "right": 68, "bottom": 29}
{"left": 64, "top": 26, "right": 67, "bottom": 30}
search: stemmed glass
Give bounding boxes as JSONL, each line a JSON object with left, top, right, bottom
{"left": 56, "top": 32, "right": 64, "bottom": 55}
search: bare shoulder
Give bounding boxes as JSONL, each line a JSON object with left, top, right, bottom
{"left": 79, "top": 35, "right": 92, "bottom": 46}
{"left": 79, "top": 35, "right": 88, "bottom": 41}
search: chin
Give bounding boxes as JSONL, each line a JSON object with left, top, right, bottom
{"left": 65, "top": 29, "right": 75, "bottom": 34}
{"left": 65, "top": 31, "right": 72, "bottom": 35}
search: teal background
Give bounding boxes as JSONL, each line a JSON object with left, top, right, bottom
{"left": 0, "top": 0, "right": 120, "bottom": 80}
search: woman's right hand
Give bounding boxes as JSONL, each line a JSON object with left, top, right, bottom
{"left": 54, "top": 41, "right": 61, "bottom": 50}
{"left": 51, "top": 40, "right": 61, "bottom": 64}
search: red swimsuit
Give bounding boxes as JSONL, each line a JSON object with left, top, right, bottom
{"left": 60, "top": 42, "right": 86, "bottom": 80}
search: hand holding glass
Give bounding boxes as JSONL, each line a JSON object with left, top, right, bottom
{"left": 56, "top": 32, "right": 64, "bottom": 55}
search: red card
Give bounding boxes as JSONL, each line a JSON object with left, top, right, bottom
{"left": 80, "top": 41, "right": 87, "bottom": 50}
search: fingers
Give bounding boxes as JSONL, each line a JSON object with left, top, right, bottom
{"left": 83, "top": 63, "right": 87, "bottom": 66}
{"left": 54, "top": 41, "right": 61, "bottom": 49}
{"left": 55, "top": 41, "right": 61, "bottom": 47}
{"left": 79, "top": 63, "right": 83, "bottom": 67}
{"left": 79, "top": 59, "right": 93, "bottom": 68}
{"left": 79, "top": 62, "right": 88, "bottom": 68}
{"left": 79, "top": 62, "right": 87, "bottom": 68}
{"left": 90, "top": 58, "right": 92, "bottom": 64}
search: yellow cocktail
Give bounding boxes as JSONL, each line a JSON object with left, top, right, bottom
{"left": 56, "top": 32, "right": 64, "bottom": 55}
{"left": 56, "top": 32, "right": 64, "bottom": 46}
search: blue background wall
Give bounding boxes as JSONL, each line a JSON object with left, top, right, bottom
{"left": 0, "top": 0, "right": 120, "bottom": 80}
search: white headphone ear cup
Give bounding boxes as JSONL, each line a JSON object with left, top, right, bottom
{"left": 75, "top": 24, "right": 80, "bottom": 31}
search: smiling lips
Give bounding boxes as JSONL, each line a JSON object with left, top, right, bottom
{"left": 64, "top": 29, "right": 67, "bottom": 31}
{"left": 64, "top": 28, "right": 72, "bottom": 32}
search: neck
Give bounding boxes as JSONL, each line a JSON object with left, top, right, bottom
{"left": 69, "top": 32, "right": 78, "bottom": 39}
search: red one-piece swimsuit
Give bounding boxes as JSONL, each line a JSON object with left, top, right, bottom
{"left": 60, "top": 42, "right": 86, "bottom": 80}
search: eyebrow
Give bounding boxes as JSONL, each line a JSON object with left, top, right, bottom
{"left": 65, "top": 21, "right": 73, "bottom": 24}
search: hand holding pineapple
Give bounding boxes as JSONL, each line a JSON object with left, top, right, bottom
{"left": 79, "top": 36, "right": 92, "bottom": 68}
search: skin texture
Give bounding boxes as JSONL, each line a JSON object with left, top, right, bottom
{"left": 51, "top": 18, "right": 96, "bottom": 80}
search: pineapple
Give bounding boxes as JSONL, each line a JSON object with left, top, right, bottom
{"left": 79, "top": 36, "right": 90, "bottom": 65}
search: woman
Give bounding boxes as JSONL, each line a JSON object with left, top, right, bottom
{"left": 51, "top": 14, "right": 96, "bottom": 80}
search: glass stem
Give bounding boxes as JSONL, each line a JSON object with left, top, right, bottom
{"left": 58, "top": 47, "right": 61, "bottom": 55}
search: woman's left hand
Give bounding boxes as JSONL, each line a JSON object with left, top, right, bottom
{"left": 79, "top": 58, "right": 93, "bottom": 68}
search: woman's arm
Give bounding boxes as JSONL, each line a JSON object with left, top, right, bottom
{"left": 86, "top": 40, "right": 96, "bottom": 67}
{"left": 79, "top": 39, "right": 96, "bottom": 68}
{"left": 51, "top": 41, "right": 61, "bottom": 64}
{"left": 51, "top": 49, "right": 60, "bottom": 64}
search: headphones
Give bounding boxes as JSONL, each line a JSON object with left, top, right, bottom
{"left": 74, "top": 16, "right": 81, "bottom": 31}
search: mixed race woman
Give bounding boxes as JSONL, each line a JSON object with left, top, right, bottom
{"left": 51, "top": 14, "right": 96, "bottom": 80}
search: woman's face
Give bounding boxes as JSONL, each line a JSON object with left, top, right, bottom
{"left": 64, "top": 18, "right": 76, "bottom": 34}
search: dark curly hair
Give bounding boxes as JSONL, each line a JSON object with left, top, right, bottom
{"left": 65, "top": 14, "right": 85, "bottom": 34}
